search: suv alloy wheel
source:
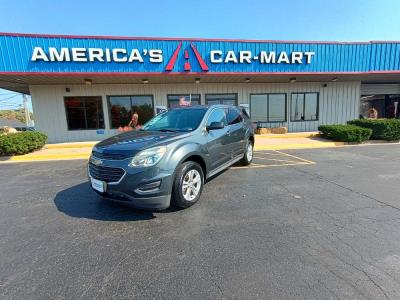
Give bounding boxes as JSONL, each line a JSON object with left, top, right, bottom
{"left": 241, "top": 139, "right": 253, "bottom": 166}
{"left": 172, "top": 161, "right": 204, "bottom": 208}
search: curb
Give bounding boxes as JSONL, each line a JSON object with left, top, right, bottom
{"left": 360, "top": 140, "right": 400, "bottom": 145}
{"left": 3, "top": 143, "right": 336, "bottom": 162}
{"left": 2, "top": 153, "right": 90, "bottom": 163}
{"left": 2, "top": 141, "right": 396, "bottom": 163}
{"left": 45, "top": 142, "right": 97, "bottom": 149}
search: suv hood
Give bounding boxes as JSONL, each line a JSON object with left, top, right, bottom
{"left": 93, "top": 130, "right": 187, "bottom": 158}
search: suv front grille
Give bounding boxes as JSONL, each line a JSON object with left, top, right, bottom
{"left": 92, "top": 151, "right": 127, "bottom": 160}
{"left": 89, "top": 163, "right": 125, "bottom": 183}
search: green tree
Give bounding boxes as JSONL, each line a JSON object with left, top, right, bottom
{"left": 0, "top": 109, "right": 34, "bottom": 124}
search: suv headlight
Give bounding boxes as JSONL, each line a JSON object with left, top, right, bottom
{"left": 129, "top": 146, "right": 167, "bottom": 168}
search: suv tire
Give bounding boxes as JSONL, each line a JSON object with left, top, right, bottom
{"left": 172, "top": 161, "right": 204, "bottom": 208}
{"left": 241, "top": 139, "right": 253, "bottom": 166}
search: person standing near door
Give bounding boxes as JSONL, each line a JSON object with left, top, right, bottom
{"left": 368, "top": 108, "right": 378, "bottom": 119}
{"left": 128, "top": 113, "right": 141, "bottom": 129}
{"left": 179, "top": 96, "right": 191, "bottom": 107}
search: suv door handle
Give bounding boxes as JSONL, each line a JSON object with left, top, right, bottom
{"left": 226, "top": 128, "right": 231, "bottom": 136}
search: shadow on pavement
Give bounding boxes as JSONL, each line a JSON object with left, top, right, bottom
{"left": 54, "top": 181, "right": 157, "bottom": 222}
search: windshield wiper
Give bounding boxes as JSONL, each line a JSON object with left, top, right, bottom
{"left": 156, "top": 129, "right": 177, "bottom": 132}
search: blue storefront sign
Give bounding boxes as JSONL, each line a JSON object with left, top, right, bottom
{"left": 0, "top": 33, "right": 399, "bottom": 74}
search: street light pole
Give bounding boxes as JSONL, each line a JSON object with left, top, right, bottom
{"left": 22, "top": 94, "right": 31, "bottom": 126}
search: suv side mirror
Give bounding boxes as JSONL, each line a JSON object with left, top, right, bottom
{"left": 206, "top": 121, "right": 225, "bottom": 131}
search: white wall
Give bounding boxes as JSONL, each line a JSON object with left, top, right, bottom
{"left": 30, "top": 81, "right": 360, "bottom": 143}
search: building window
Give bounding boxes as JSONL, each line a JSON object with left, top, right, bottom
{"left": 205, "top": 94, "right": 238, "bottom": 106}
{"left": 360, "top": 94, "right": 400, "bottom": 119}
{"left": 167, "top": 94, "right": 201, "bottom": 108}
{"left": 250, "top": 94, "right": 286, "bottom": 122}
{"left": 291, "top": 93, "right": 319, "bottom": 121}
{"left": 64, "top": 96, "right": 104, "bottom": 130}
{"left": 108, "top": 95, "right": 154, "bottom": 128}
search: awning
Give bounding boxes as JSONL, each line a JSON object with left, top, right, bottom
{"left": 1, "top": 72, "right": 400, "bottom": 95}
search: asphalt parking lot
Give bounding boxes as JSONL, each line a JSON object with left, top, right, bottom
{"left": 1, "top": 144, "right": 400, "bottom": 299}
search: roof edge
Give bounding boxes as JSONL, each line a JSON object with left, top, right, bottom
{"left": 1, "top": 71, "right": 400, "bottom": 76}
{"left": 1, "top": 31, "right": 399, "bottom": 44}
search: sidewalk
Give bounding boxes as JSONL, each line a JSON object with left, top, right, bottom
{"left": 255, "top": 132, "right": 344, "bottom": 150}
{"left": 1, "top": 141, "right": 97, "bottom": 163}
{"left": 1, "top": 133, "right": 345, "bottom": 163}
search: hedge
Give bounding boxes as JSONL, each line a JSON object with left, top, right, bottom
{"left": 347, "top": 119, "right": 400, "bottom": 141}
{"left": 0, "top": 131, "right": 47, "bottom": 156}
{"left": 319, "top": 124, "right": 372, "bottom": 143}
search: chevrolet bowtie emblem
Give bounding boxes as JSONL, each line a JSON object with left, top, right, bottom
{"left": 91, "top": 157, "right": 103, "bottom": 166}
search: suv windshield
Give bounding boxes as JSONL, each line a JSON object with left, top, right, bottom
{"left": 142, "top": 108, "right": 208, "bottom": 132}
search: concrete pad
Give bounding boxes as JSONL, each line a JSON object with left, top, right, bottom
{"left": 254, "top": 136, "right": 344, "bottom": 150}
{"left": 255, "top": 132, "right": 320, "bottom": 139}
{"left": 1, "top": 147, "right": 92, "bottom": 163}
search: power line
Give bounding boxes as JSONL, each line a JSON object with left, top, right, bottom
{"left": 0, "top": 101, "right": 21, "bottom": 105}
{"left": 0, "top": 104, "right": 20, "bottom": 108}
{"left": 0, "top": 92, "right": 18, "bottom": 96}
{"left": 0, "top": 107, "right": 21, "bottom": 110}
{"left": 0, "top": 102, "right": 21, "bottom": 106}
{"left": 0, "top": 95, "right": 19, "bottom": 102}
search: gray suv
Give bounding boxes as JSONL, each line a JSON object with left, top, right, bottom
{"left": 88, "top": 105, "right": 254, "bottom": 210}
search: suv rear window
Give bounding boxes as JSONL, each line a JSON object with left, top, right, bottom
{"left": 226, "top": 108, "right": 243, "bottom": 125}
{"left": 239, "top": 107, "right": 250, "bottom": 119}
{"left": 206, "top": 108, "right": 227, "bottom": 126}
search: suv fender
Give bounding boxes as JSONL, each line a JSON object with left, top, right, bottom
{"left": 167, "top": 142, "right": 208, "bottom": 175}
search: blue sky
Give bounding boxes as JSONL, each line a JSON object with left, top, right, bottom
{"left": 1, "top": 0, "right": 400, "bottom": 111}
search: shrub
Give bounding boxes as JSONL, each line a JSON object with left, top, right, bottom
{"left": 318, "top": 124, "right": 372, "bottom": 143}
{"left": 347, "top": 119, "right": 400, "bottom": 141}
{"left": 0, "top": 131, "right": 47, "bottom": 156}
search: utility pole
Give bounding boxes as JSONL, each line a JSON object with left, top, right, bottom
{"left": 22, "top": 94, "right": 31, "bottom": 127}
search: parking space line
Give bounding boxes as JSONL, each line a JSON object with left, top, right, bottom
{"left": 253, "top": 156, "right": 300, "bottom": 163}
{"left": 273, "top": 150, "right": 315, "bottom": 164}
{"left": 249, "top": 162, "right": 266, "bottom": 167}
{"left": 231, "top": 150, "right": 316, "bottom": 170}
{"left": 253, "top": 151, "right": 288, "bottom": 156}
{"left": 232, "top": 161, "right": 313, "bottom": 169}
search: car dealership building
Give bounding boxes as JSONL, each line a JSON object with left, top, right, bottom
{"left": 0, "top": 32, "right": 399, "bottom": 143}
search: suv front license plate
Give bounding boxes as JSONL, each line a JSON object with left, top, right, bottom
{"left": 91, "top": 178, "right": 106, "bottom": 193}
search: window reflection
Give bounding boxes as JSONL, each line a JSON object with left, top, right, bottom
{"left": 167, "top": 94, "right": 201, "bottom": 108}
{"left": 291, "top": 93, "right": 319, "bottom": 121}
{"left": 269, "top": 94, "right": 286, "bottom": 122}
{"left": 108, "top": 95, "right": 154, "bottom": 130}
{"left": 250, "top": 94, "right": 286, "bottom": 122}
{"left": 205, "top": 94, "right": 237, "bottom": 106}
{"left": 64, "top": 96, "right": 104, "bottom": 130}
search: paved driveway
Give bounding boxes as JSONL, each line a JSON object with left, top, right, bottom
{"left": 1, "top": 145, "right": 400, "bottom": 299}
